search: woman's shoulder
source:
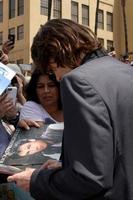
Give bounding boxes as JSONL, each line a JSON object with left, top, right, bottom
{"left": 21, "top": 101, "right": 43, "bottom": 113}
{"left": 23, "top": 101, "right": 40, "bottom": 108}
{"left": 19, "top": 101, "right": 45, "bottom": 120}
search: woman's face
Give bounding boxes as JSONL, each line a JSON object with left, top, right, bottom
{"left": 36, "top": 75, "right": 59, "bottom": 108}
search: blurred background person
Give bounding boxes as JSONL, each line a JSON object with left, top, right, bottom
{"left": 0, "top": 39, "right": 15, "bottom": 65}
{"left": 7, "top": 63, "right": 27, "bottom": 111}
{"left": 2, "top": 40, "right": 14, "bottom": 55}
{"left": 0, "top": 49, "right": 9, "bottom": 65}
{"left": 0, "top": 93, "right": 18, "bottom": 158}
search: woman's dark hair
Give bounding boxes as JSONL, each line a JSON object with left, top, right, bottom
{"left": 26, "top": 68, "right": 62, "bottom": 110}
{"left": 31, "top": 18, "right": 101, "bottom": 72}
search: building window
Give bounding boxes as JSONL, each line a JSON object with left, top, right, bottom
{"left": 53, "top": 0, "right": 61, "bottom": 18}
{"left": 17, "top": 25, "right": 24, "bottom": 40}
{"left": 17, "top": 59, "right": 23, "bottom": 64}
{"left": 107, "top": 40, "right": 113, "bottom": 52}
{"left": 71, "top": 1, "right": 78, "bottom": 23}
{"left": 97, "top": 9, "right": 104, "bottom": 29}
{"left": 0, "top": 1, "right": 3, "bottom": 22}
{"left": 9, "top": 27, "right": 15, "bottom": 35}
{"left": 9, "top": 60, "right": 15, "bottom": 63}
{"left": 107, "top": 12, "right": 113, "bottom": 32}
{"left": 40, "top": 0, "right": 48, "bottom": 16}
{"left": 18, "top": 0, "right": 24, "bottom": 16}
{"left": 0, "top": 31, "right": 3, "bottom": 45}
{"left": 98, "top": 38, "right": 104, "bottom": 47}
{"left": 82, "top": 5, "right": 89, "bottom": 26}
{"left": 9, "top": 0, "right": 15, "bottom": 19}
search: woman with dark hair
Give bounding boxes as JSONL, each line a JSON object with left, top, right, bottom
{"left": 18, "top": 68, "right": 63, "bottom": 130}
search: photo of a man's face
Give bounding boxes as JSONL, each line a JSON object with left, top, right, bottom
{"left": 17, "top": 140, "right": 48, "bottom": 157}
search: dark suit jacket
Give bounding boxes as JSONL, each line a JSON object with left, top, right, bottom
{"left": 30, "top": 56, "right": 133, "bottom": 200}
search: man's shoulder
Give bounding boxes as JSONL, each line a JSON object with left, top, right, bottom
{"left": 62, "top": 56, "right": 121, "bottom": 80}
{"left": 61, "top": 56, "right": 133, "bottom": 91}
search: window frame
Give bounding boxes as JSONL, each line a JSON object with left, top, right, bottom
{"left": 71, "top": 1, "right": 78, "bottom": 23}
{"left": 0, "top": 31, "right": 3, "bottom": 45}
{"left": 97, "top": 9, "right": 104, "bottom": 30}
{"left": 0, "top": 1, "right": 3, "bottom": 22}
{"left": 17, "top": 59, "right": 23, "bottom": 64}
{"left": 9, "top": 0, "right": 15, "bottom": 19}
{"left": 98, "top": 38, "right": 104, "bottom": 47}
{"left": 53, "top": 0, "right": 61, "bottom": 19}
{"left": 18, "top": 0, "right": 24, "bottom": 16}
{"left": 9, "top": 27, "right": 15, "bottom": 35}
{"left": 107, "top": 40, "right": 114, "bottom": 52}
{"left": 40, "top": 0, "right": 48, "bottom": 16}
{"left": 17, "top": 25, "right": 24, "bottom": 40}
{"left": 107, "top": 12, "right": 113, "bottom": 32}
{"left": 82, "top": 4, "right": 89, "bottom": 26}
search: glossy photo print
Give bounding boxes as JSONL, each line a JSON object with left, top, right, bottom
{"left": 1, "top": 123, "right": 63, "bottom": 168}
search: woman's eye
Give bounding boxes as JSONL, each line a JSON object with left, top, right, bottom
{"left": 48, "top": 83, "right": 56, "bottom": 87}
{"left": 36, "top": 85, "right": 44, "bottom": 89}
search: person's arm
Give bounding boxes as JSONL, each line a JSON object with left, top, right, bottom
{"left": 18, "top": 101, "right": 43, "bottom": 129}
{"left": 8, "top": 73, "right": 114, "bottom": 199}
{"left": 15, "top": 75, "right": 26, "bottom": 105}
{"left": 0, "top": 51, "right": 9, "bottom": 64}
{"left": 0, "top": 93, "right": 16, "bottom": 119}
{"left": 2, "top": 40, "right": 14, "bottom": 54}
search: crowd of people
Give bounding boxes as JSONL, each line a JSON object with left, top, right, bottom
{"left": 0, "top": 40, "right": 63, "bottom": 157}
{"left": 1, "top": 18, "right": 133, "bottom": 199}
{"left": 0, "top": 41, "right": 27, "bottom": 158}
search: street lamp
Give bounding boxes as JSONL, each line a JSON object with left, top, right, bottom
{"left": 48, "top": 0, "right": 52, "bottom": 21}
{"left": 95, "top": 0, "right": 100, "bottom": 35}
{"left": 121, "top": 0, "right": 128, "bottom": 58}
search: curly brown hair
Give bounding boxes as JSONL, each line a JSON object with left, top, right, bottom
{"left": 31, "top": 18, "right": 101, "bottom": 71}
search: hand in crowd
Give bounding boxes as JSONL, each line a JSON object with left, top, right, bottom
{"left": 18, "top": 119, "right": 41, "bottom": 130}
{"left": 2, "top": 40, "right": 14, "bottom": 54}
{"left": 0, "top": 93, "right": 16, "bottom": 119}
{"left": 5, "top": 105, "right": 17, "bottom": 119}
{"left": 7, "top": 167, "right": 35, "bottom": 192}
{"left": 0, "top": 51, "right": 9, "bottom": 64}
{"left": 41, "top": 159, "right": 62, "bottom": 170}
{"left": 7, "top": 160, "right": 61, "bottom": 192}
{"left": 15, "top": 75, "right": 26, "bottom": 105}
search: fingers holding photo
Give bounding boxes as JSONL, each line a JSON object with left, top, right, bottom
{"left": 7, "top": 168, "right": 35, "bottom": 192}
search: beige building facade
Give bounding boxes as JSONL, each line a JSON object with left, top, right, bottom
{"left": 0, "top": 0, "right": 114, "bottom": 64}
{"left": 113, "top": 0, "right": 133, "bottom": 60}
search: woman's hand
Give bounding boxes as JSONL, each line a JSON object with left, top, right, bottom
{"left": 18, "top": 119, "right": 41, "bottom": 130}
